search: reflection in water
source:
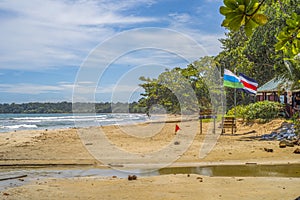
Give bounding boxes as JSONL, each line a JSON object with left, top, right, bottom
{"left": 159, "top": 164, "right": 300, "bottom": 177}
{"left": 0, "top": 168, "right": 159, "bottom": 191}
{"left": 1, "top": 164, "right": 299, "bottom": 191}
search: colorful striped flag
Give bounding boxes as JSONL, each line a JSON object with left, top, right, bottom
{"left": 239, "top": 73, "right": 258, "bottom": 95}
{"left": 223, "top": 69, "right": 244, "bottom": 88}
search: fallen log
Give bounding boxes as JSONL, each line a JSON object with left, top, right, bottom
{"left": 0, "top": 175, "right": 27, "bottom": 181}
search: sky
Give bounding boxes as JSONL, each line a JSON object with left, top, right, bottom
{"left": 0, "top": 0, "right": 226, "bottom": 103}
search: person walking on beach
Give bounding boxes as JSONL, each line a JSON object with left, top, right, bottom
{"left": 294, "top": 94, "right": 300, "bottom": 116}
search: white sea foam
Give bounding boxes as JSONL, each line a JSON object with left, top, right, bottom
{"left": 0, "top": 113, "right": 147, "bottom": 132}
{"left": 3, "top": 124, "right": 38, "bottom": 129}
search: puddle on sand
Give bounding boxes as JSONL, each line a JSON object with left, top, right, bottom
{"left": 1, "top": 164, "right": 299, "bottom": 191}
{"left": 159, "top": 164, "right": 300, "bottom": 177}
{"left": 0, "top": 167, "right": 158, "bottom": 191}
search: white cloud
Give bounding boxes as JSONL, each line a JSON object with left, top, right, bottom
{"left": 0, "top": 0, "right": 223, "bottom": 72}
{"left": 0, "top": 83, "right": 63, "bottom": 94}
{"left": 0, "top": 0, "right": 158, "bottom": 70}
{"left": 77, "top": 28, "right": 211, "bottom": 72}
{"left": 169, "top": 13, "right": 192, "bottom": 24}
{"left": 166, "top": 11, "right": 224, "bottom": 56}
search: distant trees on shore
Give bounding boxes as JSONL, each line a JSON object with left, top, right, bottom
{"left": 0, "top": 102, "right": 145, "bottom": 114}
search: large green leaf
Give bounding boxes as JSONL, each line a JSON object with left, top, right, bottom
{"left": 275, "top": 41, "right": 286, "bottom": 51}
{"left": 220, "top": 6, "right": 233, "bottom": 15}
{"left": 221, "top": 18, "right": 231, "bottom": 27}
{"left": 246, "top": 2, "right": 259, "bottom": 14}
{"left": 225, "top": 11, "right": 241, "bottom": 20}
{"left": 244, "top": 0, "right": 254, "bottom": 7}
{"left": 292, "top": 42, "right": 298, "bottom": 55}
{"left": 228, "top": 14, "right": 244, "bottom": 31}
{"left": 277, "top": 30, "right": 290, "bottom": 41}
{"left": 238, "top": 5, "right": 245, "bottom": 12}
{"left": 224, "top": 0, "right": 239, "bottom": 9}
{"left": 244, "top": 22, "right": 253, "bottom": 37}
{"left": 236, "top": 0, "right": 245, "bottom": 5}
{"left": 286, "top": 18, "right": 298, "bottom": 28}
{"left": 252, "top": 13, "right": 268, "bottom": 25}
{"left": 244, "top": 18, "right": 260, "bottom": 36}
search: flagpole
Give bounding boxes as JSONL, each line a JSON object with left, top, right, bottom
{"left": 234, "top": 87, "right": 237, "bottom": 118}
{"left": 234, "top": 69, "right": 237, "bottom": 119}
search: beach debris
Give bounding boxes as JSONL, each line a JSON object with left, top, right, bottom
{"left": 112, "top": 176, "right": 117, "bottom": 178}
{"left": 279, "top": 140, "right": 295, "bottom": 148}
{"left": 128, "top": 175, "right": 137, "bottom": 181}
{"left": 196, "top": 177, "right": 203, "bottom": 182}
{"left": 0, "top": 174, "right": 27, "bottom": 182}
{"left": 286, "top": 141, "right": 295, "bottom": 147}
{"left": 264, "top": 147, "right": 273, "bottom": 152}
{"left": 261, "top": 123, "right": 298, "bottom": 141}
{"left": 2, "top": 193, "right": 9, "bottom": 196}
{"left": 174, "top": 141, "right": 180, "bottom": 145}
{"left": 279, "top": 141, "right": 287, "bottom": 148}
{"left": 245, "top": 162, "right": 257, "bottom": 165}
{"left": 108, "top": 163, "right": 124, "bottom": 167}
{"left": 293, "top": 148, "right": 300, "bottom": 154}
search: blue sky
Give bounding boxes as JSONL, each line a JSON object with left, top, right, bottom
{"left": 0, "top": 0, "right": 225, "bottom": 103}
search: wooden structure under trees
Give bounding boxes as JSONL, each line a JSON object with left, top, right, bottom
{"left": 256, "top": 77, "right": 300, "bottom": 117}
{"left": 199, "top": 109, "right": 216, "bottom": 134}
{"left": 221, "top": 116, "right": 237, "bottom": 134}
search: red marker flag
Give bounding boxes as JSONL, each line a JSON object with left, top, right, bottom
{"left": 175, "top": 124, "right": 181, "bottom": 133}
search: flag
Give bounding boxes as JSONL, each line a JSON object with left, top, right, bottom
{"left": 175, "top": 124, "right": 181, "bottom": 133}
{"left": 239, "top": 73, "right": 258, "bottom": 95}
{"left": 223, "top": 69, "right": 244, "bottom": 88}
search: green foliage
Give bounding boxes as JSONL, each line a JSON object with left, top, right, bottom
{"left": 227, "top": 101, "right": 284, "bottom": 121}
{"left": 226, "top": 104, "right": 249, "bottom": 119}
{"left": 138, "top": 57, "right": 219, "bottom": 114}
{"left": 0, "top": 102, "right": 145, "bottom": 114}
{"left": 220, "top": 0, "right": 268, "bottom": 36}
{"left": 217, "top": 0, "right": 300, "bottom": 110}
{"left": 275, "top": 12, "right": 300, "bottom": 61}
{"left": 220, "top": 0, "right": 300, "bottom": 76}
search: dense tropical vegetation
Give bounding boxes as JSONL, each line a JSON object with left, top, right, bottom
{"left": 227, "top": 101, "right": 284, "bottom": 122}
{"left": 138, "top": 0, "right": 299, "bottom": 114}
{"left": 138, "top": 56, "right": 220, "bottom": 114}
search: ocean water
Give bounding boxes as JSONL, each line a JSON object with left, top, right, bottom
{"left": 0, "top": 113, "right": 150, "bottom": 132}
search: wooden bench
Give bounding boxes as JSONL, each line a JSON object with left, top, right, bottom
{"left": 199, "top": 109, "right": 216, "bottom": 134}
{"left": 221, "top": 116, "right": 237, "bottom": 134}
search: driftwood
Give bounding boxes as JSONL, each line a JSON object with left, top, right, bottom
{"left": 0, "top": 174, "right": 27, "bottom": 181}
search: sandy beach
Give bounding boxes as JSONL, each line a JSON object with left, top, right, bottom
{"left": 0, "top": 116, "right": 299, "bottom": 199}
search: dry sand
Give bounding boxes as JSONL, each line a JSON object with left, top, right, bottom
{"left": 2, "top": 175, "right": 300, "bottom": 200}
{"left": 0, "top": 116, "right": 299, "bottom": 199}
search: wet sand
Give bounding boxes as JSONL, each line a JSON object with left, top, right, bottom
{"left": 0, "top": 117, "right": 299, "bottom": 199}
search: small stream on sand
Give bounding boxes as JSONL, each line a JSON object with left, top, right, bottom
{"left": 0, "top": 163, "right": 299, "bottom": 191}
